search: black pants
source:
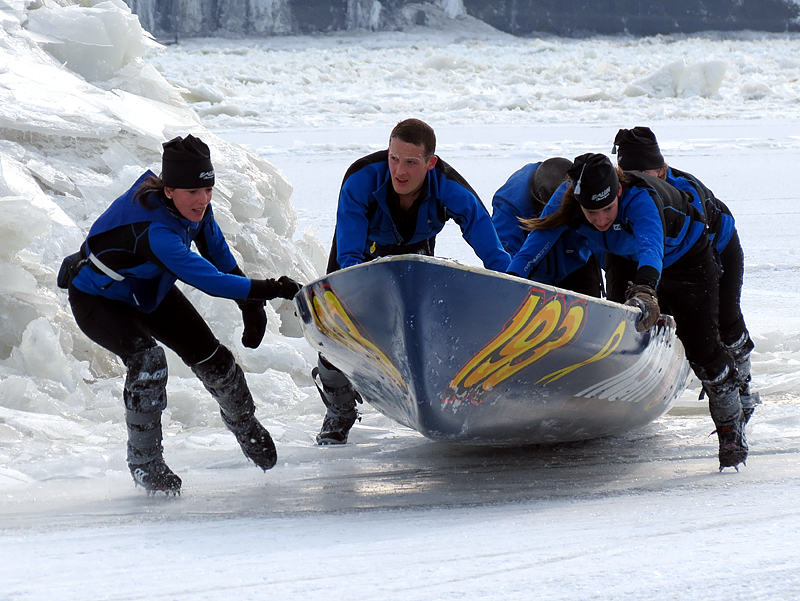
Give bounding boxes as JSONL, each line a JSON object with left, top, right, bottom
{"left": 556, "top": 254, "right": 603, "bottom": 298}
{"left": 717, "top": 230, "right": 748, "bottom": 347}
{"left": 68, "top": 285, "right": 220, "bottom": 365}
{"left": 605, "top": 244, "right": 725, "bottom": 371}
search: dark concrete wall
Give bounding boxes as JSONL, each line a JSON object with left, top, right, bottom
{"left": 463, "top": 0, "right": 800, "bottom": 36}
{"left": 131, "top": 0, "right": 800, "bottom": 39}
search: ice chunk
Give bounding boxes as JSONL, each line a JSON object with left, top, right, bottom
{"left": 9, "top": 318, "right": 87, "bottom": 393}
{"left": 102, "top": 59, "right": 185, "bottom": 107}
{"left": 24, "top": 159, "right": 80, "bottom": 196}
{"left": 0, "top": 263, "right": 37, "bottom": 296}
{"left": 629, "top": 59, "right": 727, "bottom": 99}
{"left": 740, "top": 81, "right": 773, "bottom": 100}
{"left": 24, "top": 1, "right": 159, "bottom": 82}
{"left": 0, "top": 197, "right": 50, "bottom": 258}
{"left": 94, "top": 89, "right": 200, "bottom": 140}
{"left": 441, "top": 0, "right": 467, "bottom": 19}
{"left": 629, "top": 60, "right": 685, "bottom": 98}
{"left": 677, "top": 60, "right": 727, "bottom": 97}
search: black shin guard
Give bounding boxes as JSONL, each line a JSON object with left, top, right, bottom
{"left": 724, "top": 332, "right": 760, "bottom": 423}
{"left": 314, "top": 355, "right": 361, "bottom": 445}
{"left": 696, "top": 358, "right": 748, "bottom": 470}
{"left": 191, "top": 345, "right": 276, "bottom": 470}
{"left": 192, "top": 345, "right": 255, "bottom": 424}
{"left": 124, "top": 347, "right": 168, "bottom": 466}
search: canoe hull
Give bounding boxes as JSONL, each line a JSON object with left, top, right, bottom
{"left": 295, "top": 256, "right": 690, "bottom": 445}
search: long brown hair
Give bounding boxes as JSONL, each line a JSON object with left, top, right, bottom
{"left": 133, "top": 174, "right": 168, "bottom": 209}
{"left": 520, "top": 167, "right": 630, "bottom": 231}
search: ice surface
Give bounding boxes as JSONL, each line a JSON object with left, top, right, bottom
{"left": 1, "top": 2, "right": 800, "bottom": 599}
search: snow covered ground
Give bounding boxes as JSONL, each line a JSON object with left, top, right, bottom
{"left": 1, "top": 2, "right": 800, "bottom": 599}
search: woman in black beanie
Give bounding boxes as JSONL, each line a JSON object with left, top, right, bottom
{"left": 507, "top": 153, "right": 748, "bottom": 472}
{"left": 61, "top": 134, "right": 302, "bottom": 495}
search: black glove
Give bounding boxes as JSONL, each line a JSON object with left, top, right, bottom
{"left": 240, "top": 300, "right": 267, "bottom": 348}
{"left": 276, "top": 275, "right": 303, "bottom": 300}
{"left": 624, "top": 283, "right": 660, "bottom": 332}
{"left": 248, "top": 276, "right": 304, "bottom": 301}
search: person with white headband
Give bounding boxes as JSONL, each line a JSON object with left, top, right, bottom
{"left": 507, "top": 152, "right": 749, "bottom": 472}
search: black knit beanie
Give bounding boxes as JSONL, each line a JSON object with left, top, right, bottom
{"left": 567, "top": 153, "right": 619, "bottom": 209}
{"left": 161, "top": 135, "right": 215, "bottom": 189}
{"left": 532, "top": 157, "right": 572, "bottom": 205}
{"left": 612, "top": 126, "right": 665, "bottom": 171}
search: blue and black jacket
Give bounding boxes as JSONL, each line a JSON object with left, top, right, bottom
{"left": 491, "top": 162, "right": 542, "bottom": 256}
{"left": 666, "top": 167, "right": 734, "bottom": 253}
{"left": 491, "top": 162, "right": 594, "bottom": 285}
{"left": 508, "top": 172, "right": 707, "bottom": 288}
{"left": 333, "top": 150, "right": 510, "bottom": 273}
{"left": 71, "top": 171, "right": 253, "bottom": 313}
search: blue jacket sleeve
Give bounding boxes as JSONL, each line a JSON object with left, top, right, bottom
{"left": 506, "top": 226, "right": 568, "bottom": 277}
{"left": 622, "top": 188, "right": 667, "bottom": 282}
{"left": 335, "top": 170, "right": 377, "bottom": 270}
{"left": 506, "top": 185, "right": 572, "bottom": 277}
{"left": 148, "top": 223, "right": 252, "bottom": 299}
{"left": 440, "top": 178, "right": 511, "bottom": 272}
{"left": 199, "top": 215, "right": 239, "bottom": 274}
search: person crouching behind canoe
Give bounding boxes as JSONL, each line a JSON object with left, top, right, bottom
{"left": 507, "top": 152, "right": 748, "bottom": 471}
{"left": 314, "top": 118, "right": 511, "bottom": 446}
{"left": 62, "top": 135, "right": 302, "bottom": 495}
{"left": 491, "top": 156, "right": 603, "bottom": 297}
{"left": 613, "top": 126, "right": 758, "bottom": 424}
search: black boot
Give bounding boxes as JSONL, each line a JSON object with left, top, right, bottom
{"left": 220, "top": 411, "right": 277, "bottom": 471}
{"left": 130, "top": 458, "right": 182, "bottom": 495}
{"left": 716, "top": 418, "right": 748, "bottom": 471}
{"left": 313, "top": 356, "right": 361, "bottom": 445}
{"left": 124, "top": 347, "right": 180, "bottom": 494}
{"left": 700, "top": 361, "right": 748, "bottom": 471}
{"left": 192, "top": 345, "right": 277, "bottom": 470}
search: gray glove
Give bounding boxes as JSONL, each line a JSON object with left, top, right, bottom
{"left": 624, "top": 283, "right": 660, "bottom": 332}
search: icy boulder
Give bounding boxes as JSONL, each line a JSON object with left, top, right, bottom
{"left": 625, "top": 59, "right": 727, "bottom": 98}
{"left": 0, "top": 0, "right": 313, "bottom": 398}
{"left": 24, "top": 0, "right": 159, "bottom": 82}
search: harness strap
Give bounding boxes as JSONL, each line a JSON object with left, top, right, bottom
{"left": 88, "top": 252, "right": 125, "bottom": 281}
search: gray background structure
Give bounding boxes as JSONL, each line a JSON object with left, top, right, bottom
{"left": 125, "top": 0, "right": 800, "bottom": 39}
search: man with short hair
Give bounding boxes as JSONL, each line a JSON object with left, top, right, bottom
{"left": 315, "top": 118, "right": 511, "bottom": 445}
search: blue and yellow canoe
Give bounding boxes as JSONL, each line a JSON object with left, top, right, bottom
{"left": 294, "top": 255, "right": 690, "bottom": 445}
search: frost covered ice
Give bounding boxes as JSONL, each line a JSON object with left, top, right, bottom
{"left": 2, "top": 2, "right": 800, "bottom": 600}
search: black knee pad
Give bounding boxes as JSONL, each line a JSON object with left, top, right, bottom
{"left": 124, "top": 346, "right": 168, "bottom": 412}
{"left": 192, "top": 345, "right": 254, "bottom": 423}
{"left": 690, "top": 350, "right": 735, "bottom": 385}
{"left": 723, "top": 331, "right": 754, "bottom": 361}
{"left": 191, "top": 344, "right": 237, "bottom": 390}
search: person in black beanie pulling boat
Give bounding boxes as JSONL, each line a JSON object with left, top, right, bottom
{"left": 507, "top": 153, "right": 749, "bottom": 471}
{"left": 60, "top": 134, "right": 302, "bottom": 495}
{"left": 612, "top": 126, "right": 759, "bottom": 424}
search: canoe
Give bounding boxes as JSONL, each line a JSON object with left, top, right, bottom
{"left": 294, "top": 255, "right": 690, "bottom": 445}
